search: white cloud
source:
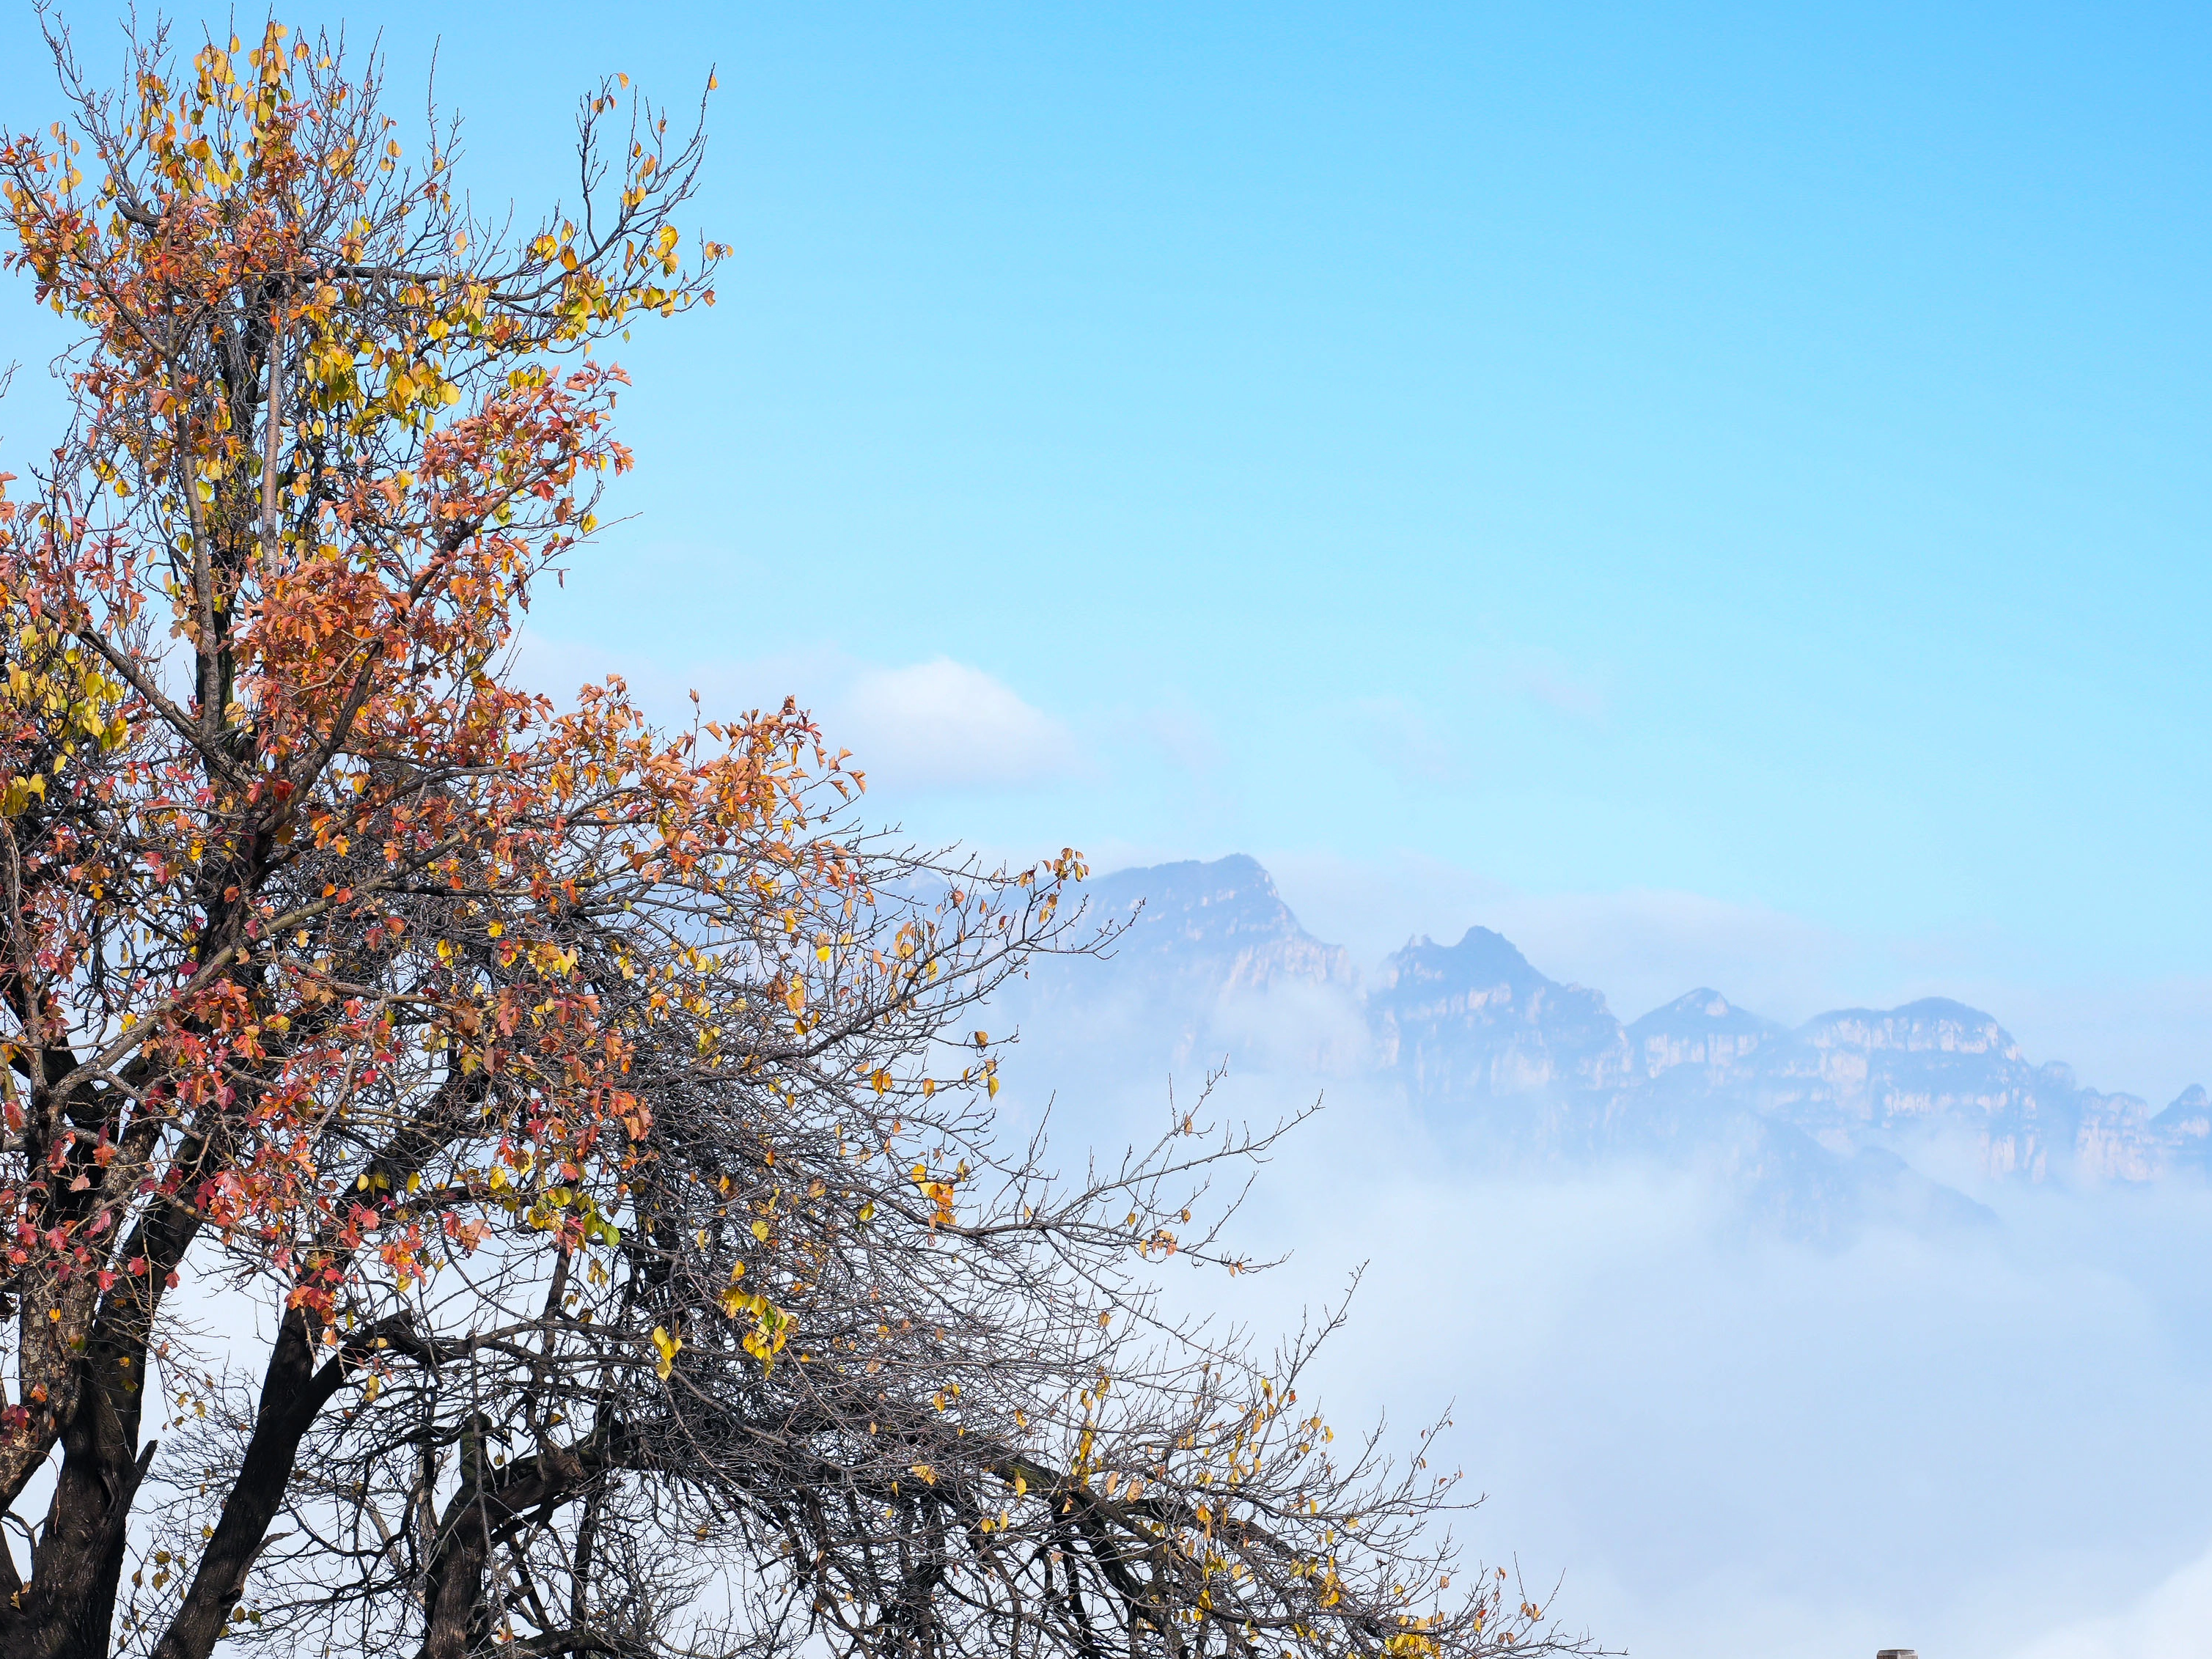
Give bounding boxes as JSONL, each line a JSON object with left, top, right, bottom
{"left": 1489, "top": 648, "right": 1609, "bottom": 721}
{"left": 510, "top": 633, "right": 1076, "bottom": 795}
{"left": 836, "top": 658, "right": 1073, "bottom": 791}
{"left": 1133, "top": 695, "right": 1227, "bottom": 779}
{"left": 1021, "top": 1043, "right": 2212, "bottom": 1659}
{"left": 1351, "top": 696, "right": 1469, "bottom": 785}
{"left": 2007, "top": 1540, "right": 2212, "bottom": 1659}
{"left": 1514, "top": 666, "right": 1608, "bottom": 721}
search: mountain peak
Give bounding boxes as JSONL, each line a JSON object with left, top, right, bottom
{"left": 1796, "top": 998, "right": 2016, "bottom": 1059}
{"left": 1075, "top": 855, "right": 1352, "bottom": 989}
{"left": 1453, "top": 924, "right": 1541, "bottom": 977}
{"left": 1626, "top": 987, "right": 1780, "bottom": 1083}
{"left": 2156, "top": 1084, "right": 2211, "bottom": 1127}
{"left": 1629, "top": 988, "right": 1781, "bottom": 1038}
{"left": 1106, "top": 851, "right": 1276, "bottom": 898}
{"left": 1378, "top": 925, "right": 1552, "bottom": 998}
{"left": 1087, "top": 854, "right": 1296, "bottom": 934}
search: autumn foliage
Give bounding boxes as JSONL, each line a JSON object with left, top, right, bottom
{"left": 0, "top": 18, "right": 1589, "bottom": 1659}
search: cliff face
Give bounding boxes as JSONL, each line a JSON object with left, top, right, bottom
{"left": 1627, "top": 990, "right": 1783, "bottom": 1081}
{"left": 1756, "top": 1001, "right": 2079, "bottom": 1180}
{"left": 1002, "top": 854, "right": 1357, "bottom": 1075}
{"left": 1370, "top": 927, "right": 1632, "bottom": 1100}
{"left": 1076, "top": 855, "right": 1355, "bottom": 996}
{"left": 1025, "top": 856, "right": 2200, "bottom": 1192}
{"left": 1379, "top": 936, "right": 2177, "bottom": 1185}
{"left": 2156, "top": 1085, "right": 2212, "bottom": 1171}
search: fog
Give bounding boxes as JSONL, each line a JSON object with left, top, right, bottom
{"left": 993, "top": 982, "right": 2212, "bottom": 1659}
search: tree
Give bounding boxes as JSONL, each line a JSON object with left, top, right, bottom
{"left": 0, "top": 18, "right": 1592, "bottom": 1659}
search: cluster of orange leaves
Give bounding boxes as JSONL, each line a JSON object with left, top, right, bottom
{"left": 0, "top": 22, "right": 816, "bottom": 1364}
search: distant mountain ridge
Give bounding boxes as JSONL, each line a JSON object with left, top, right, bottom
{"left": 1012, "top": 856, "right": 2205, "bottom": 1198}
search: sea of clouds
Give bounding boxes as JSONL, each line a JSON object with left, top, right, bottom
{"left": 993, "top": 982, "right": 2212, "bottom": 1659}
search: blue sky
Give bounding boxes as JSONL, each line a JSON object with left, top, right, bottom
{"left": 7, "top": 3, "right": 2212, "bottom": 1091}
{"left": 11, "top": 16, "right": 2212, "bottom": 1653}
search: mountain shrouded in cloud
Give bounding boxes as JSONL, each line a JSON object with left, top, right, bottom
{"left": 1374, "top": 927, "right": 1635, "bottom": 1100}
{"left": 991, "top": 856, "right": 2212, "bottom": 1658}
{"left": 999, "top": 854, "right": 2205, "bottom": 1235}
{"left": 1009, "top": 853, "right": 1362, "bottom": 1077}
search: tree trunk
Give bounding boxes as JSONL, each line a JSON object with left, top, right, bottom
{"left": 0, "top": 1366, "right": 150, "bottom": 1659}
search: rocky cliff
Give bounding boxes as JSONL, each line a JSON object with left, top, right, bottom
{"left": 1370, "top": 927, "right": 1632, "bottom": 1100}
{"left": 1004, "top": 854, "right": 1356, "bottom": 1075}
{"left": 1373, "top": 925, "right": 2178, "bottom": 1185}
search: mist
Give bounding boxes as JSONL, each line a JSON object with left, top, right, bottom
{"left": 991, "top": 950, "right": 2212, "bottom": 1659}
